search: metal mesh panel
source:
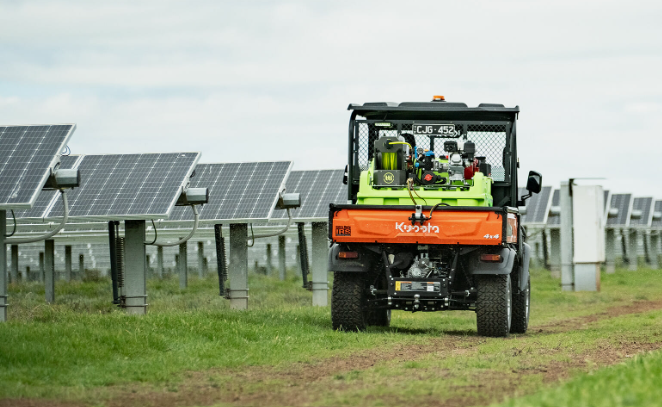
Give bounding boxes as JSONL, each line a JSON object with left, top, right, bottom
{"left": 356, "top": 122, "right": 508, "bottom": 181}
{"left": 467, "top": 124, "right": 507, "bottom": 181}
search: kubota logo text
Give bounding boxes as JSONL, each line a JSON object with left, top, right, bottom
{"left": 395, "top": 222, "right": 439, "bottom": 233}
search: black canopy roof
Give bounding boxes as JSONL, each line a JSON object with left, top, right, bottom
{"left": 348, "top": 101, "right": 519, "bottom": 121}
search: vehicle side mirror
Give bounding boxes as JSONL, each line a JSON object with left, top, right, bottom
{"left": 526, "top": 171, "right": 542, "bottom": 194}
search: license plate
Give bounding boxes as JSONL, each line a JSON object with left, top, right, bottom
{"left": 395, "top": 281, "right": 441, "bottom": 292}
{"left": 412, "top": 124, "right": 459, "bottom": 137}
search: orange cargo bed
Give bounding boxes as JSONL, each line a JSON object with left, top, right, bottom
{"left": 330, "top": 205, "right": 514, "bottom": 246}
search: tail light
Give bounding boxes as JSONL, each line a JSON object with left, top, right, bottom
{"left": 480, "top": 254, "right": 502, "bottom": 262}
{"left": 338, "top": 251, "right": 359, "bottom": 259}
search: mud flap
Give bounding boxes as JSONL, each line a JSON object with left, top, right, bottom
{"left": 328, "top": 244, "right": 376, "bottom": 273}
{"left": 471, "top": 247, "right": 517, "bottom": 275}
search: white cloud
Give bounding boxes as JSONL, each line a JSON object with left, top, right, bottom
{"left": 1, "top": 0, "right": 661, "bottom": 197}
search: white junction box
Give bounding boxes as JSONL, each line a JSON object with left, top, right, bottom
{"left": 572, "top": 185, "right": 605, "bottom": 291}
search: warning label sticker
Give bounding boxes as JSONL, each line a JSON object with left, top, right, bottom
{"left": 395, "top": 281, "right": 441, "bottom": 292}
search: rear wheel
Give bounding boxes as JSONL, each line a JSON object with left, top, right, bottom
{"left": 510, "top": 275, "right": 530, "bottom": 334}
{"left": 476, "top": 274, "right": 512, "bottom": 337}
{"left": 332, "top": 272, "right": 367, "bottom": 331}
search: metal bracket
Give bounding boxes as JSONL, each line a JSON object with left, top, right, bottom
{"left": 408, "top": 205, "right": 429, "bottom": 226}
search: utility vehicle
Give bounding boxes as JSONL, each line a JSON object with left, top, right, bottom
{"left": 328, "top": 97, "right": 541, "bottom": 337}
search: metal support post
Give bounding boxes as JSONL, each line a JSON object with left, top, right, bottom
{"left": 295, "top": 244, "right": 301, "bottom": 275}
{"left": 157, "top": 246, "right": 164, "bottom": 278}
{"left": 266, "top": 243, "right": 273, "bottom": 276}
{"left": 297, "top": 223, "right": 310, "bottom": 289}
{"left": 197, "top": 241, "right": 204, "bottom": 278}
{"left": 79, "top": 254, "right": 84, "bottom": 278}
{"left": 124, "top": 220, "right": 147, "bottom": 315}
{"left": 146, "top": 255, "right": 152, "bottom": 279}
{"left": 45, "top": 240, "right": 55, "bottom": 304}
{"left": 214, "top": 224, "right": 228, "bottom": 297}
{"left": 0, "top": 210, "right": 7, "bottom": 321}
{"left": 64, "top": 245, "right": 72, "bottom": 282}
{"left": 278, "top": 235, "right": 286, "bottom": 281}
{"left": 549, "top": 228, "right": 561, "bottom": 277}
{"left": 229, "top": 224, "right": 248, "bottom": 309}
{"left": 628, "top": 229, "right": 639, "bottom": 271}
{"left": 560, "top": 181, "right": 573, "bottom": 291}
{"left": 179, "top": 239, "right": 188, "bottom": 289}
{"left": 605, "top": 228, "right": 616, "bottom": 274}
{"left": 542, "top": 229, "right": 550, "bottom": 270}
{"left": 39, "top": 252, "right": 45, "bottom": 282}
{"left": 10, "top": 245, "right": 18, "bottom": 283}
{"left": 644, "top": 232, "right": 651, "bottom": 266}
{"left": 650, "top": 232, "right": 660, "bottom": 269}
{"left": 311, "top": 222, "right": 329, "bottom": 306}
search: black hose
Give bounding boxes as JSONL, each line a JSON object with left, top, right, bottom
{"left": 5, "top": 210, "right": 16, "bottom": 237}
{"left": 428, "top": 202, "right": 450, "bottom": 219}
{"left": 146, "top": 219, "right": 158, "bottom": 245}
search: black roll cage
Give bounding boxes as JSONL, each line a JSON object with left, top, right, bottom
{"left": 346, "top": 106, "right": 520, "bottom": 208}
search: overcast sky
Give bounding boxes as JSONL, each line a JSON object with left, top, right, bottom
{"left": 1, "top": 0, "right": 661, "bottom": 197}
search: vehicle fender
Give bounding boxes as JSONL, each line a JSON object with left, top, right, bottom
{"left": 470, "top": 247, "right": 517, "bottom": 275}
{"left": 518, "top": 242, "right": 531, "bottom": 292}
{"left": 328, "top": 244, "right": 376, "bottom": 272}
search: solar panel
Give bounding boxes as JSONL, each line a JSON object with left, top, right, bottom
{"left": 518, "top": 186, "right": 553, "bottom": 225}
{"left": 607, "top": 193, "right": 633, "bottom": 227}
{"left": 0, "top": 124, "right": 76, "bottom": 209}
{"left": 272, "top": 169, "right": 347, "bottom": 221}
{"left": 652, "top": 200, "right": 662, "bottom": 229}
{"left": 630, "top": 197, "right": 654, "bottom": 228}
{"left": 168, "top": 161, "right": 292, "bottom": 223}
{"left": 12, "top": 155, "right": 82, "bottom": 221}
{"left": 43, "top": 153, "right": 199, "bottom": 221}
{"left": 546, "top": 189, "right": 560, "bottom": 227}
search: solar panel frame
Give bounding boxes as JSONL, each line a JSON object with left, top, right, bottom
{"left": 651, "top": 200, "right": 662, "bottom": 229}
{"left": 630, "top": 197, "right": 654, "bottom": 228}
{"left": 271, "top": 169, "right": 347, "bottom": 222}
{"left": 518, "top": 186, "right": 553, "bottom": 226}
{"left": 0, "top": 124, "right": 76, "bottom": 210}
{"left": 39, "top": 152, "right": 200, "bottom": 222}
{"left": 164, "top": 161, "right": 293, "bottom": 225}
{"left": 606, "top": 193, "right": 633, "bottom": 228}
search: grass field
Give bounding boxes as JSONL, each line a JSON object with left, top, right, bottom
{"left": 1, "top": 268, "right": 662, "bottom": 407}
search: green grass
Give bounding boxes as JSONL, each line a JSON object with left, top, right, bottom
{"left": 498, "top": 349, "right": 662, "bottom": 407}
{"left": 1, "top": 267, "right": 662, "bottom": 405}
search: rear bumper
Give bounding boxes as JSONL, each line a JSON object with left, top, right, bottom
{"left": 329, "top": 204, "right": 509, "bottom": 246}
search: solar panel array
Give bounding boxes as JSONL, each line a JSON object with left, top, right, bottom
{"left": 274, "top": 169, "right": 347, "bottom": 221}
{"left": 42, "top": 153, "right": 200, "bottom": 221}
{"left": 607, "top": 194, "right": 633, "bottom": 227}
{"left": 630, "top": 197, "right": 654, "bottom": 228}
{"left": 168, "top": 161, "right": 292, "bottom": 223}
{"left": 0, "top": 124, "right": 76, "bottom": 209}
{"left": 652, "top": 201, "right": 662, "bottom": 229}
{"left": 518, "top": 186, "right": 553, "bottom": 225}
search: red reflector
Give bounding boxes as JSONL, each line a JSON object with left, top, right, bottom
{"left": 424, "top": 173, "right": 433, "bottom": 181}
{"left": 480, "top": 254, "right": 501, "bottom": 262}
{"left": 338, "top": 251, "right": 359, "bottom": 259}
